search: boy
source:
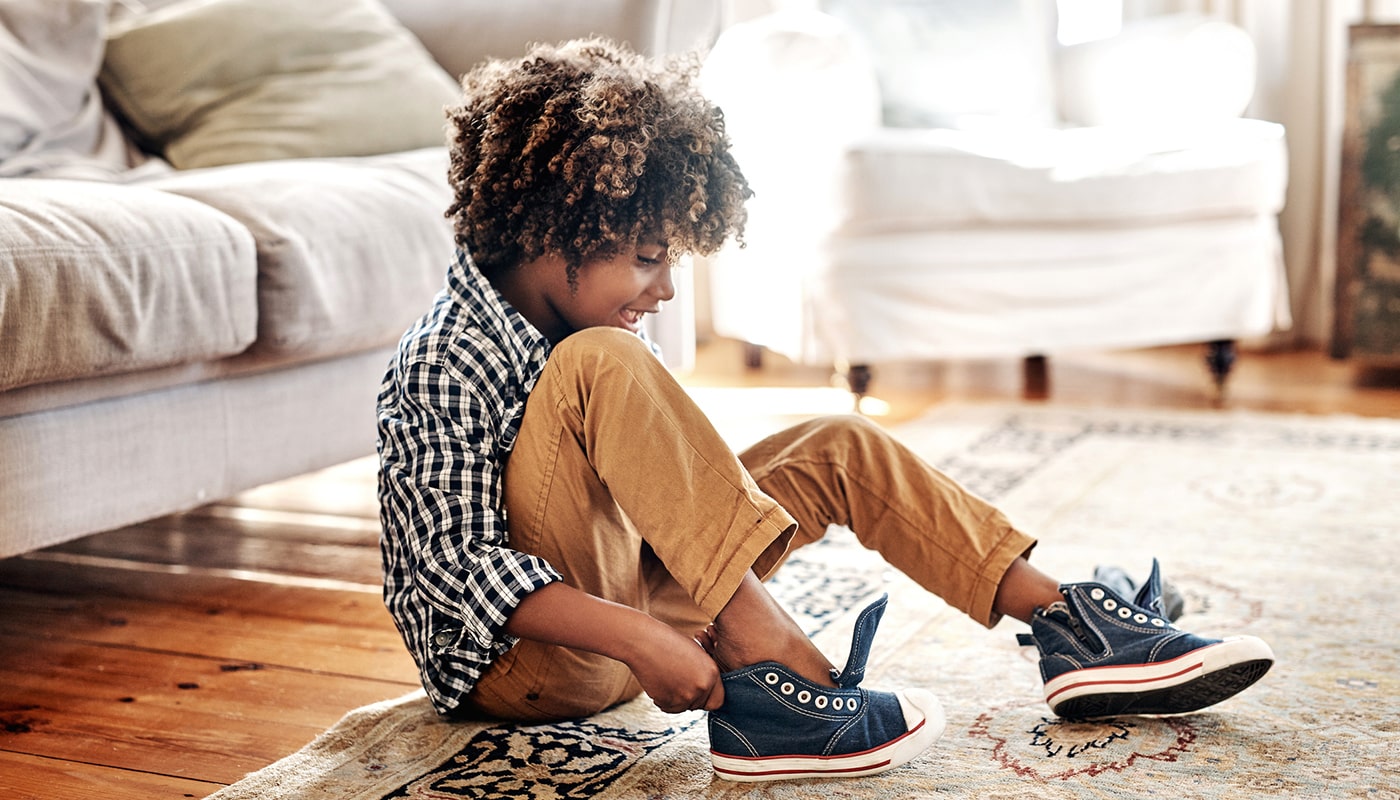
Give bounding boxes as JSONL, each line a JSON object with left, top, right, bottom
{"left": 377, "top": 38, "right": 1274, "bottom": 783}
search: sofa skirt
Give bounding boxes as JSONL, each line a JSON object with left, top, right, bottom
{"left": 0, "top": 348, "right": 392, "bottom": 559}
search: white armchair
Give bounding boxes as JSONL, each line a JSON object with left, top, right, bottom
{"left": 701, "top": 2, "right": 1291, "bottom": 398}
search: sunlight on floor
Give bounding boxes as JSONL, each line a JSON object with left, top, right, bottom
{"left": 683, "top": 385, "right": 893, "bottom": 449}
{"left": 685, "top": 385, "right": 889, "bottom": 417}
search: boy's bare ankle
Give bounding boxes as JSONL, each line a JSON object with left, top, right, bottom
{"left": 710, "top": 622, "right": 838, "bottom": 688}
{"left": 712, "top": 571, "right": 838, "bottom": 687}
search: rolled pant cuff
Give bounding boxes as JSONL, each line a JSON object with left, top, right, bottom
{"left": 970, "top": 524, "right": 1039, "bottom": 629}
{"left": 693, "top": 506, "right": 797, "bottom": 621}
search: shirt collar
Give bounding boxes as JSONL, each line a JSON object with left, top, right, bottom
{"left": 447, "top": 248, "right": 551, "bottom": 365}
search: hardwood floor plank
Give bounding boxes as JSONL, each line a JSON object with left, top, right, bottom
{"left": 0, "top": 566, "right": 418, "bottom": 683}
{"left": 0, "top": 751, "right": 220, "bottom": 800}
{"left": 43, "top": 519, "right": 381, "bottom": 584}
{"left": 0, "top": 633, "right": 411, "bottom": 785}
{"left": 688, "top": 340, "right": 1400, "bottom": 421}
{"left": 0, "top": 556, "right": 379, "bottom": 611}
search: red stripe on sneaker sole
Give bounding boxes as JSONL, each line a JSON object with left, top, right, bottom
{"left": 711, "top": 758, "right": 894, "bottom": 779}
{"left": 1045, "top": 656, "right": 1206, "bottom": 706}
{"left": 710, "top": 718, "right": 926, "bottom": 779}
{"left": 1043, "top": 637, "right": 1277, "bottom": 708}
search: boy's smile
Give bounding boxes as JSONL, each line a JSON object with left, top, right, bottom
{"left": 500, "top": 244, "right": 675, "bottom": 344}
{"left": 617, "top": 307, "right": 651, "bottom": 333}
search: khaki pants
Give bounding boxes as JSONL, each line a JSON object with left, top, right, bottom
{"left": 465, "top": 328, "right": 1034, "bottom": 721}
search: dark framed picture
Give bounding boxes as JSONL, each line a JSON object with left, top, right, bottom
{"left": 1335, "top": 24, "right": 1400, "bottom": 361}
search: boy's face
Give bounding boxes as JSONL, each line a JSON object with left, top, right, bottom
{"left": 520, "top": 243, "right": 675, "bottom": 343}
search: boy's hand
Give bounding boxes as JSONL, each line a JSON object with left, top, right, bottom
{"left": 624, "top": 624, "right": 725, "bottom": 714}
{"left": 504, "top": 582, "right": 725, "bottom": 714}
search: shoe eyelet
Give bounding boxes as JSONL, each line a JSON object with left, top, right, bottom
{"left": 1103, "top": 599, "right": 1117, "bottom": 611}
{"left": 832, "top": 698, "right": 844, "bottom": 711}
{"left": 1118, "top": 607, "right": 1132, "bottom": 618}
{"left": 1151, "top": 618, "right": 1166, "bottom": 627}
{"left": 815, "top": 696, "right": 828, "bottom": 709}
{"left": 1134, "top": 613, "right": 1148, "bottom": 623}
{"left": 847, "top": 698, "right": 859, "bottom": 712}
{"left": 780, "top": 682, "right": 795, "bottom": 696}
{"left": 765, "top": 673, "right": 780, "bottom": 685}
{"left": 1090, "top": 588, "right": 1105, "bottom": 601}
{"left": 797, "top": 690, "right": 812, "bottom": 704}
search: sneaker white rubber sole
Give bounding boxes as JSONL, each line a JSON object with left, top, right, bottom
{"left": 710, "top": 689, "right": 945, "bottom": 782}
{"left": 1045, "top": 635, "right": 1275, "bottom": 719}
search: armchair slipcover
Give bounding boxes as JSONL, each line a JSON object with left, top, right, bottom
{"left": 701, "top": 4, "right": 1291, "bottom": 396}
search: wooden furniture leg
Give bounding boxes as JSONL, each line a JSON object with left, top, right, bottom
{"left": 1206, "top": 339, "right": 1237, "bottom": 400}
{"left": 743, "top": 341, "right": 764, "bottom": 369}
{"left": 846, "top": 364, "right": 873, "bottom": 411}
{"left": 1023, "top": 354, "right": 1049, "bottom": 400}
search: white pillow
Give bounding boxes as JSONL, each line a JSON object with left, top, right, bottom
{"left": 822, "top": 0, "right": 1059, "bottom": 131}
{"left": 1056, "top": 14, "right": 1257, "bottom": 128}
{"left": 0, "top": 0, "right": 135, "bottom": 178}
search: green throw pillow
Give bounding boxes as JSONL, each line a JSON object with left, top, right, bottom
{"left": 98, "top": 0, "right": 461, "bottom": 168}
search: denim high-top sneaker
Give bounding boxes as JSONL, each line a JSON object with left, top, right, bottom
{"left": 1018, "top": 559, "right": 1274, "bottom": 719}
{"left": 708, "top": 594, "right": 945, "bottom": 782}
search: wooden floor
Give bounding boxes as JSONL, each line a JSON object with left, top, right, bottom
{"left": 1, "top": 340, "right": 1396, "bottom": 799}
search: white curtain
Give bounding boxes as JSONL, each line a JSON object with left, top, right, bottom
{"left": 1128, "top": 0, "right": 1400, "bottom": 346}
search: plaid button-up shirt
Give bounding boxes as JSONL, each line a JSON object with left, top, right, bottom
{"left": 377, "top": 249, "right": 562, "bottom": 715}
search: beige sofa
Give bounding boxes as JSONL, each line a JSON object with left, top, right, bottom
{"left": 0, "top": 0, "right": 720, "bottom": 558}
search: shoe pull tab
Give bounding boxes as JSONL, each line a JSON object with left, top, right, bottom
{"left": 832, "top": 593, "right": 888, "bottom": 689}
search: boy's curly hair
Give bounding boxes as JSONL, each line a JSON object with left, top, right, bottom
{"left": 445, "top": 38, "right": 752, "bottom": 282}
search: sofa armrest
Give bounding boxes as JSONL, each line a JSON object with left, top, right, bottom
{"left": 379, "top": 0, "right": 722, "bottom": 79}
{"left": 1056, "top": 13, "right": 1258, "bottom": 128}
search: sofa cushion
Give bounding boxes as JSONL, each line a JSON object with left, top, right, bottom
{"left": 0, "top": 0, "right": 136, "bottom": 178}
{"left": 0, "top": 179, "right": 258, "bottom": 391}
{"left": 140, "top": 148, "right": 455, "bottom": 359}
{"left": 837, "top": 119, "right": 1289, "bottom": 232}
{"left": 98, "top": 0, "right": 461, "bottom": 169}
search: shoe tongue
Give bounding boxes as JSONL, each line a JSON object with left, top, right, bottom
{"left": 833, "top": 593, "right": 888, "bottom": 689}
{"left": 1132, "top": 558, "right": 1167, "bottom": 617}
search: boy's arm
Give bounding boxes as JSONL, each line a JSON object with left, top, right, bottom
{"left": 504, "top": 581, "right": 725, "bottom": 713}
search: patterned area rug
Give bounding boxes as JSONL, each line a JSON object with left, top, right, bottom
{"left": 209, "top": 404, "right": 1400, "bottom": 799}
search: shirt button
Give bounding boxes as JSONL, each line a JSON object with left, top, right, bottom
{"left": 432, "top": 629, "right": 456, "bottom": 647}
